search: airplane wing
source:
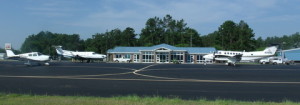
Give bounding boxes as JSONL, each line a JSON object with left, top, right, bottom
{"left": 215, "top": 54, "right": 243, "bottom": 66}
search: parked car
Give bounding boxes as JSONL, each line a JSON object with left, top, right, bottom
{"left": 259, "top": 57, "right": 275, "bottom": 64}
{"left": 113, "top": 57, "right": 131, "bottom": 63}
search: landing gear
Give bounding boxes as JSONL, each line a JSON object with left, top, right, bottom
{"left": 24, "top": 60, "right": 50, "bottom": 66}
{"left": 44, "top": 62, "right": 50, "bottom": 66}
{"left": 226, "top": 62, "right": 236, "bottom": 66}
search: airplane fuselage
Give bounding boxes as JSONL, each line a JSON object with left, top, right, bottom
{"left": 203, "top": 46, "right": 278, "bottom": 65}
{"left": 19, "top": 52, "right": 50, "bottom": 61}
{"left": 215, "top": 50, "right": 274, "bottom": 61}
{"left": 54, "top": 46, "right": 106, "bottom": 60}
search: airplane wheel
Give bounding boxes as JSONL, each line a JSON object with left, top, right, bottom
{"left": 45, "top": 63, "right": 50, "bottom": 66}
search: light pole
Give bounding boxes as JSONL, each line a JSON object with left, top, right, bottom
{"left": 281, "top": 42, "right": 286, "bottom": 59}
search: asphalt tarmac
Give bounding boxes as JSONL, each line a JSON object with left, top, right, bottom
{"left": 1, "top": 61, "right": 300, "bottom": 102}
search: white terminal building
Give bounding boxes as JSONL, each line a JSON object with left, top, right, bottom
{"left": 107, "top": 44, "right": 216, "bottom": 64}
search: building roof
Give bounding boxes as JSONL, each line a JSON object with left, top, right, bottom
{"left": 284, "top": 48, "right": 300, "bottom": 53}
{"left": 107, "top": 44, "right": 216, "bottom": 54}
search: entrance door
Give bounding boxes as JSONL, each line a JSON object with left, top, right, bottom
{"left": 156, "top": 52, "right": 169, "bottom": 63}
{"left": 190, "top": 55, "right": 194, "bottom": 63}
{"left": 133, "top": 54, "right": 139, "bottom": 63}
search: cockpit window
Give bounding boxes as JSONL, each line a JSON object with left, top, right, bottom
{"left": 38, "top": 52, "right": 43, "bottom": 56}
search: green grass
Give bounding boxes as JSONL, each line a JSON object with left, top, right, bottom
{"left": 0, "top": 93, "right": 299, "bottom": 105}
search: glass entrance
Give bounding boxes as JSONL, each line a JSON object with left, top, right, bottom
{"left": 133, "top": 54, "right": 139, "bottom": 63}
{"left": 187, "top": 55, "right": 194, "bottom": 63}
{"left": 156, "top": 52, "right": 169, "bottom": 63}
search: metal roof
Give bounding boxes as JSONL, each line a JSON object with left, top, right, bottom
{"left": 107, "top": 44, "right": 216, "bottom": 54}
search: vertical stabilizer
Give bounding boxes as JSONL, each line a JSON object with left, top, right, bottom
{"left": 54, "top": 46, "right": 64, "bottom": 55}
{"left": 264, "top": 46, "right": 278, "bottom": 55}
{"left": 5, "top": 50, "right": 16, "bottom": 57}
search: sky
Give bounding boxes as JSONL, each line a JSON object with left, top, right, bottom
{"left": 0, "top": 0, "right": 299, "bottom": 49}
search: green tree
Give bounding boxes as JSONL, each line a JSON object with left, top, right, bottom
{"left": 0, "top": 48, "right": 5, "bottom": 53}
{"left": 202, "top": 31, "right": 221, "bottom": 49}
{"left": 21, "top": 31, "right": 84, "bottom": 56}
{"left": 122, "top": 27, "right": 137, "bottom": 46}
{"left": 217, "top": 20, "right": 237, "bottom": 50}
{"left": 216, "top": 20, "right": 256, "bottom": 51}
{"left": 140, "top": 16, "right": 164, "bottom": 45}
{"left": 139, "top": 14, "right": 202, "bottom": 47}
{"left": 236, "top": 20, "right": 256, "bottom": 51}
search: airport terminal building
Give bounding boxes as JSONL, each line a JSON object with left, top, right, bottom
{"left": 107, "top": 44, "right": 216, "bottom": 64}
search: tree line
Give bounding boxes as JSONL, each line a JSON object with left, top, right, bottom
{"left": 1, "top": 14, "right": 298, "bottom": 55}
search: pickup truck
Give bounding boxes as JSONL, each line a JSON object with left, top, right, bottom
{"left": 113, "top": 57, "right": 131, "bottom": 63}
{"left": 270, "top": 57, "right": 292, "bottom": 65}
{"left": 259, "top": 57, "right": 275, "bottom": 64}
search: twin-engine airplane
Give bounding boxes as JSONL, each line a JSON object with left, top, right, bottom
{"left": 5, "top": 50, "right": 50, "bottom": 66}
{"left": 203, "top": 46, "right": 278, "bottom": 66}
{"left": 54, "top": 46, "right": 106, "bottom": 63}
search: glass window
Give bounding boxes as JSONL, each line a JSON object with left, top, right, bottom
{"left": 116, "top": 54, "right": 122, "bottom": 58}
{"left": 124, "top": 54, "right": 131, "bottom": 58}
{"left": 142, "top": 51, "right": 154, "bottom": 63}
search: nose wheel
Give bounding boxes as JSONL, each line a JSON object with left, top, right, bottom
{"left": 226, "top": 62, "right": 236, "bottom": 66}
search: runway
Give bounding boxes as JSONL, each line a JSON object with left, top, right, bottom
{"left": 1, "top": 61, "right": 300, "bottom": 102}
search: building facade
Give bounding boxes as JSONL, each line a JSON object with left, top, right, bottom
{"left": 107, "top": 44, "right": 216, "bottom": 64}
{"left": 0, "top": 53, "right": 5, "bottom": 60}
{"left": 283, "top": 48, "right": 300, "bottom": 62}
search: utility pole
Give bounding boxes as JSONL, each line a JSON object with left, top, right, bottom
{"left": 190, "top": 33, "right": 193, "bottom": 47}
{"left": 281, "top": 42, "right": 286, "bottom": 59}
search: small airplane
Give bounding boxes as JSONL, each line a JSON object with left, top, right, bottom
{"left": 203, "top": 46, "right": 278, "bottom": 66}
{"left": 53, "top": 46, "right": 106, "bottom": 63}
{"left": 5, "top": 50, "right": 50, "bottom": 66}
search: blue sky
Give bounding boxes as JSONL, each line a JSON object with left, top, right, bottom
{"left": 0, "top": 0, "right": 299, "bottom": 49}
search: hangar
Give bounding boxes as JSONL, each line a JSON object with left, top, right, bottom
{"left": 107, "top": 44, "right": 216, "bottom": 64}
{"left": 283, "top": 48, "right": 300, "bottom": 62}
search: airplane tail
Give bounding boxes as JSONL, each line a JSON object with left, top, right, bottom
{"left": 263, "top": 46, "right": 278, "bottom": 55}
{"left": 5, "top": 50, "right": 16, "bottom": 57}
{"left": 53, "top": 46, "right": 64, "bottom": 55}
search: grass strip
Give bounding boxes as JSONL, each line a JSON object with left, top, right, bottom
{"left": 0, "top": 93, "right": 299, "bottom": 105}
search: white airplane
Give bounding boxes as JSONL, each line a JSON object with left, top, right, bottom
{"left": 5, "top": 50, "right": 50, "bottom": 66}
{"left": 54, "top": 46, "right": 106, "bottom": 63}
{"left": 203, "top": 46, "right": 278, "bottom": 66}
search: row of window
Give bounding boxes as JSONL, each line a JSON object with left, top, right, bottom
{"left": 115, "top": 54, "right": 131, "bottom": 58}
{"left": 218, "top": 51, "right": 242, "bottom": 55}
{"left": 28, "top": 53, "right": 42, "bottom": 57}
{"left": 113, "top": 52, "right": 206, "bottom": 63}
